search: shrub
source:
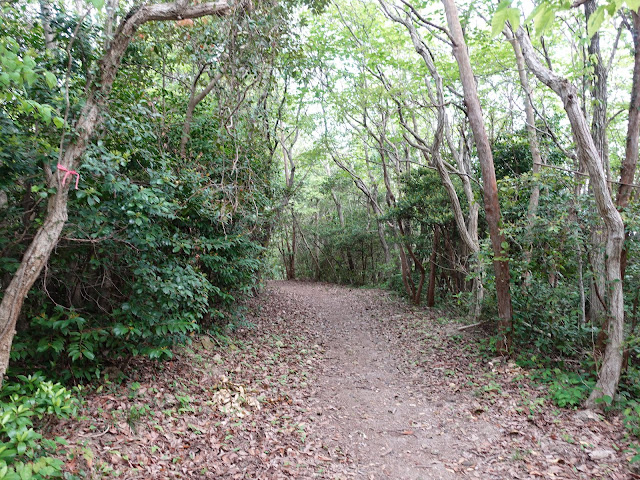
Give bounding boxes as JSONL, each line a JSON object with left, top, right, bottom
{"left": 0, "top": 374, "right": 77, "bottom": 479}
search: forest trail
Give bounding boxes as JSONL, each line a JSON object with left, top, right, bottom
{"left": 287, "top": 281, "right": 497, "bottom": 479}
{"left": 56, "top": 281, "right": 632, "bottom": 479}
{"left": 270, "top": 281, "right": 632, "bottom": 479}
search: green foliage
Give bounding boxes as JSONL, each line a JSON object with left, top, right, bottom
{"left": 546, "top": 370, "right": 593, "bottom": 407}
{"left": 0, "top": 374, "right": 77, "bottom": 479}
{"left": 493, "top": 0, "right": 640, "bottom": 37}
{"left": 491, "top": 0, "right": 520, "bottom": 37}
{"left": 8, "top": 108, "right": 270, "bottom": 380}
{"left": 622, "top": 400, "right": 640, "bottom": 438}
{"left": 1, "top": 1, "right": 282, "bottom": 382}
{"left": 492, "top": 132, "right": 533, "bottom": 180}
{"left": 495, "top": 169, "right": 595, "bottom": 358}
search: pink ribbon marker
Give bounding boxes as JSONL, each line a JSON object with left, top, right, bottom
{"left": 57, "top": 163, "right": 80, "bottom": 189}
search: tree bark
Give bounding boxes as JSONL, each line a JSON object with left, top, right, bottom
{"left": 442, "top": 0, "right": 513, "bottom": 354}
{"left": 0, "top": 0, "right": 243, "bottom": 384}
{"left": 378, "top": 3, "right": 484, "bottom": 316}
{"left": 378, "top": 3, "right": 480, "bottom": 253}
{"left": 516, "top": 28, "right": 625, "bottom": 407}
{"left": 314, "top": 199, "right": 321, "bottom": 280}
{"left": 331, "top": 191, "right": 355, "bottom": 272}
{"left": 39, "top": 0, "right": 56, "bottom": 50}
{"left": 104, "top": 0, "right": 120, "bottom": 49}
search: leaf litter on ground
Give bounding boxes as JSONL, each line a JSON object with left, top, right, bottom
{"left": 49, "top": 281, "right": 637, "bottom": 479}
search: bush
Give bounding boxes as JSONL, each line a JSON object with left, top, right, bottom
{"left": 0, "top": 374, "right": 77, "bottom": 479}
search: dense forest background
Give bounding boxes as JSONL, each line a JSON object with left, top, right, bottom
{"left": 1, "top": 0, "right": 640, "bottom": 475}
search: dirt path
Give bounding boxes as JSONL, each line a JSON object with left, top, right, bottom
{"left": 58, "top": 281, "right": 634, "bottom": 479}
{"left": 289, "top": 281, "right": 497, "bottom": 479}
{"left": 272, "top": 281, "right": 632, "bottom": 480}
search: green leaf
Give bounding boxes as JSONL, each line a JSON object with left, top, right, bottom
{"left": 89, "top": 0, "right": 105, "bottom": 8}
{"left": 491, "top": 0, "right": 512, "bottom": 37}
{"left": 533, "top": 4, "right": 555, "bottom": 35}
{"left": 491, "top": 9, "right": 509, "bottom": 37}
{"left": 39, "top": 105, "right": 52, "bottom": 124}
{"left": 52, "top": 116, "right": 64, "bottom": 128}
{"left": 505, "top": 8, "right": 520, "bottom": 32}
{"left": 18, "top": 463, "right": 32, "bottom": 480}
{"left": 43, "top": 71, "right": 56, "bottom": 88}
{"left": 587, "top": 5, "right": 605, "bottom": 37}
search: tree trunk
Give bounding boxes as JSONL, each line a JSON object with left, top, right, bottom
{"left": 0, "top": 190, "right": 69, "bottom": 377}
{"left": 516, "top": 28, "right": 625, "bottom": 408}
{"left": 314, "top": 199, "right": 321, "bottom": 280}
{"left": 442, "top": 0, "right": 513, "bottom": 354}
{"left": 286, "top": 212, "right": 296, "bottom": 280}
{"left": 585, "top": 0, "right": 609, "bottom": 179}
{"left": 618, "top": 10, "right": 640, "bottom": 281}
{"left": 505, "top": 28, "right": 544, "bottom": 261}
{"left": 378, "top": 4, "right": 484, "bottom": 317}
{"left": 104, "top": 0, "right": 120, "bottom": 49}
{"left": 38, "top": 0, "right": 56, "bottom": 50}
{"left": 427, "top": 226, "right": 440, "bottom": 307}
{"left": 0, "top": 0, "right": 243, "bottom": 384}
{"left": 584, "top": 0, "right": 610, "bottom": 336}
{"left": 618, "top": 10, "right": 640, "bottom": 209}
{"left": 331, "top": 191, "right": 355, "bottom": 272}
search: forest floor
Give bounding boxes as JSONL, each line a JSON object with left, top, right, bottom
{"left": 55, "top": 281, "right": 637, "bottom": 479}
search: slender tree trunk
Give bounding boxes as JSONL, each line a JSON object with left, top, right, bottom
{"left": 584, "top": 0, "right": 611, "bottom": 337}
{"left": 331, "top": 191, "right": 355, "bottom": 272}
{"left": 0, "top": 0, "right": 243, "bottom": 383}
{"left": 378, "top": 217, "right": 392, "bottom": 264}
{"left": 39, "top": 0, "right": 56, "bottom": 50}
{"left": 505, "top": 28, "right": 544, "bottom": 260}
{"left": 287, "top": 211, "right": 296, "bottom": 280}
{"left": 397, "top": 242, "right": 414, "bottom": 301}
{"left": 378, "top": 4, "right": 484, "bottom": 317}
{"left": 585, "top": 0, "right": 609, "bottom": 178}
{"left": 618, "top": 10, "right": 640, "bottom": 209}
{"left": 516, "top": 28, "right": 625, "bottom": 408}
{"left": 104, "top": 0, "right": 119, "bottom": 49}
{"left": 410, "top": 250, "right": 426, "bottom": 305}
{"left": 618, "top": 11, "right": 640, "bottom": 280}
{"left": 314, "top": 199, "right": 321, "bottom": 280}
{"left": 427, "top": 226, "right": 440, "bottom": 307}
{"left": 442, "top": 0, "right": 513, "bottom": 354}
{"left": 293, "top": 215, "right": 319, "bottom": 277}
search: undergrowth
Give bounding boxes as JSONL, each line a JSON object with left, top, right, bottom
{"left": 0, "top": 374, "right": 78, "bottom": 479}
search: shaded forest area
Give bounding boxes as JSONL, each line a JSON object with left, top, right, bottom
{"left": 1, "top": 0, "right": 640, "bottom": 476}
